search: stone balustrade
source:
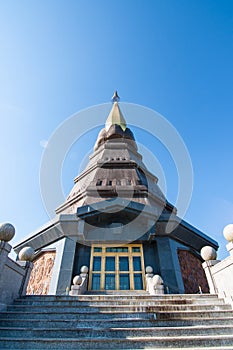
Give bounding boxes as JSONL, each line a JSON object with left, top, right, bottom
{"left": 0, "top": 223, "right": 35, "bottom": 310}
{"left": 69, "top": 266, "right": 89, "bottom": 295}
{"left": 201, "top": 224, "right": 233, "bottom": 307}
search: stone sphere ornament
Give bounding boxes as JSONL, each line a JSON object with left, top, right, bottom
{"left": 0, "top": 223, "right": 15, "bottom": 242}
{"left": 18, "top": 246, "right": 35, "bottom": 262}
{"left": 223, "top": 224, "right": 233, "bottom": 242}
{"left": 200, "top": 246, "right": 217, "bottom": 261}
{"left": 145, "top": 266, "right": 153, "bottom": 274}
{"left": 152, "top": 275, "right": 163, "bottom": 285}
{"left": 80, "top": 265, "right": 88, "bottom": 274}
{"left": 73, "top": 275, "right": 82, "bottom": 285}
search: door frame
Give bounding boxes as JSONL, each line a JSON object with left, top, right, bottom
{"left": 88, "top": 244, "right": 145, "bottom": 291}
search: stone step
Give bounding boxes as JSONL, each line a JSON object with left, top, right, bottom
{"left": 154, "top": 310, "right": 233, "bottom": 320}
{"left": 0, "top": 310, "right": 153, "bottom": 320}
{"left": 80, "top": 294, "right": 219, "bottom": 300}
{"left": 1, "top": 293, "right": 232, "bottom": 349}
{"left": 0, "top": 334, "right": 233, "bottom": 349}
{"left": 13, "top": 298, "right": 226, "bottom": 306}
{"left": 1, "top": 325, "right": 233, "bottom": 338}
{"left": 1, "top": 316, "right": 233, "bottom": 328}
{"left": 6, "top": 303, "right": 231, "bottom": 313}
{"left": 1, "top": 309, "right": 233, "bottom": 320}
{"left": 18, "top": 294, "right": 220, "bottom": 302}
{"left": 84, "top": 290, "right": 150, "bottom": 295}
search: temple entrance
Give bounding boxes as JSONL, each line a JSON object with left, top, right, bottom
{"left": 89, "top": 244, "right": 145, "bottom": 291}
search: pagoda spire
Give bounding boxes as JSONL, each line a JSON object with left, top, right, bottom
{"left": 111, "top": 90, "right": 120, "bottom": 102}
{"left": 105, "top": 91, "right": 126, "bottom": 131}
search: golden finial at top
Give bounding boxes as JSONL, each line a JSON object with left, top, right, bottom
{"left": 111, "top": 90, "right": 120, "bottom": 102}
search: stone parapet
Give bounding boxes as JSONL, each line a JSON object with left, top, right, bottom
{"left": 0, "top": 239, "right": 34, "bottom": 310}
{"left": 202, "top": 235, "right": 233, "bottom": 307}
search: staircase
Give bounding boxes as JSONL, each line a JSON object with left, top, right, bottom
{"left": 0, "top": 293, "right": 233, "bottom": 349}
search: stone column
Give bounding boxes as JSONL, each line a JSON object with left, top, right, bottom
{"left": 202, "top": 260, "right": 219, "bottom": 294}
{"left": 0, "top": 223, "right": 15, "bottom": 287}
{"left": 0, "top": 241, "right": 11, "bottom": 267}
{"left": 201, "top": 246, "right": 219, "bottom": 294}
{"left": 0, "top": 241, "right": 12, "bottom": 286}
{"left": 0, "top": 242, "right": 11, "bottom": 310}
{"left": 17, "top": 261, "right": 34, "bottom": 296}
{"left": 49, "top": 237, "right": 77, "bottom": 295}
{"left": 155, "top": 237, "right": 184, "bottom": 293}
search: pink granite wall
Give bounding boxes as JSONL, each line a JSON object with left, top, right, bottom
{"left": 178, "top": 249, "right": 209, "bottom": 294}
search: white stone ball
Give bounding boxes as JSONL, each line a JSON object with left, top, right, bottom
{"left": 18, "top": 246, "right": 35, "bottom": 262}
{"left": 152, "top": 275, "right": 163, "bottom": 285}
{"left": 80, "top": 265, "right": 88, "bottom": 273}
{"left": 0, "top": 223, "right": 15, "bottom": 242}
{"left": 73, "top": 275, "right": 82, "bottom": 285}
{"left": 145, "top": 266, "right": 153, "bottom": 273}
{"left": 200, "top": 246, "right": 217, "bottom": 261}
{"left": 223, "top": 224, "right": 233, "bottom": 242}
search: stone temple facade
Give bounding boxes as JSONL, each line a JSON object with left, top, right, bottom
{"left": 14, "top": 95, "right": 218, "bottom": 295}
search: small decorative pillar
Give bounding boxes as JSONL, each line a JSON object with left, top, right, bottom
{"left": 0, "top": 223, "right": 15, "bottom": 286}
{"left": 18, "top": 246, "right": 35, "bottom": 296}
{"left": 69, "top": 266, "right": 89, "bottom": 295}
{"left": 145, "top": 266, "right": 164, "bottom": 295}
{"left": 201, "top": 246, "right": 219, "bottom": 294}
{"left": 223, "top": 224, "right": 233, "bottom": 257}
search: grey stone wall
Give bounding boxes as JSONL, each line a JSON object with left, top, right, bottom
{"left": 0, "top": 241, "right": 33, "bottom": 310}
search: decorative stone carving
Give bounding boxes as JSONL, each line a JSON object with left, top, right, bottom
{"left": 145, "top": 266, "right": 153, "bottom": 274}
{"left": 0, "top": 223, "right": 15, "bottom": 242}
{"left": 200, "top": 246, "right": 217, "bottom": 261}
{"left": 80, "top": 265, "right": 88, "bottom": 274}
{"left": 145, "top": 266, "right": 164, "bottom": 295}
{"left": 19, "top": 247, "right": 35, "bottom": 262}
{"left": 152, "top": 274, "right": 163, "bottom": 285}
{"left": 152, "top": 274, "right": 164, "bottom": 295}
{"left": 223, "top": 224, "right": 233, "bottom": 242}
{"left": 69, "top": 266, "right": 89, "bottom": 296}
{"left": 73, "top": 275, "right": 82, "bottom": 285}
{"left": 26, "top": 251, "right": 56, "bottom": 295}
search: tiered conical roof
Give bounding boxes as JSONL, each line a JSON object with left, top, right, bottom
{"left": 56, "top": 95, "right": 170, "bottom": 215}
{"left": 105, "top": 101, "right": 127, "bottom": 131}
{"left": 94, "top": 101, "right": 136, "bottom": 151}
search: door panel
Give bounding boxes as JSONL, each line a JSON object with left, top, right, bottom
{"left": 92, "top": 274, "right": 101, "bottom": 290}
{"left": 134, "top": 273, "right": 143, "bottom": 290}
{"left": 93, "top": 257, "right": 101, "bottom": 271}
{"left": 133, "top": 256, "right": 142, "bottom": 271}
{"left": 119, "top": 274, "right": 130, "bottom": 290}
{"left": 105, "top": 274, "right": 115, "bottom": 290}
{"left": 105, "top": 257, "right": 115, "bottom": 271}
{"left": 119, "top": 256, "right": 129, "bottom": 271}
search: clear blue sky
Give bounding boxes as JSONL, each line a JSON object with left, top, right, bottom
{"left": 0, "top": 1, "right": 232, "bottom": 259}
